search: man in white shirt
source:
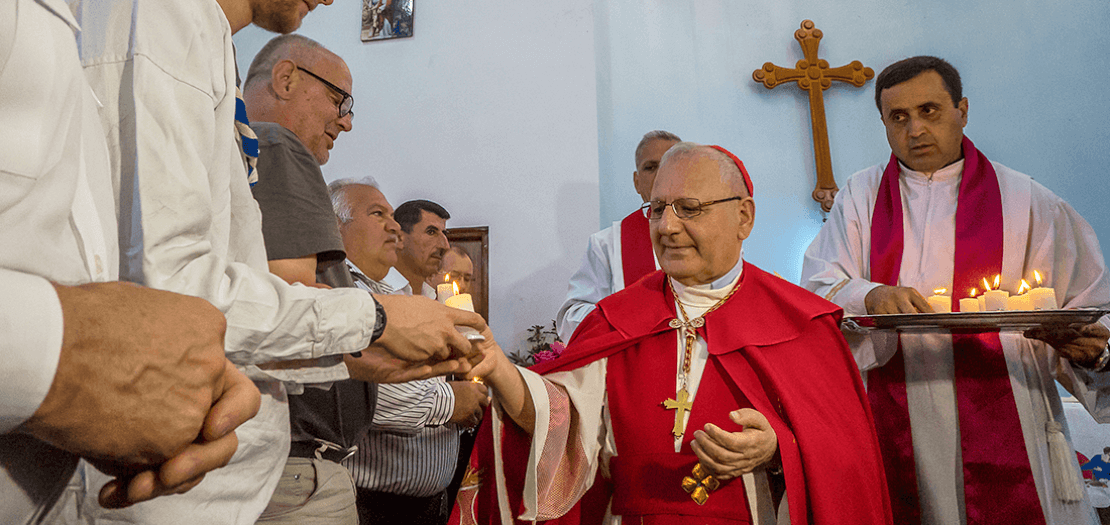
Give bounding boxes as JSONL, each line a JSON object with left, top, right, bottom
{"left": 556, "top": 130, "right": 680, "bottom": 341}
{"left": 801, "top": 55, "right": 1110, "bottom": 525}
{"left": 0, "top": 1, "right": 259, "bottom": 522}
{"left": 395, "top": 200, "right": 453, "bottom": 299}
{"left": 67, "top": 0, "right": 486, "bottom": 523}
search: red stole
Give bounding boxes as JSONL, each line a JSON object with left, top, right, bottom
{"left": 619, "top": 210, "right": 655, "bottom": 288}
{"left": 866, "top": 136, "right": 1045, "bottom": 524}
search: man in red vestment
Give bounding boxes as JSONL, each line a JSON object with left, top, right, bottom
{"left": 458, "top": 143, "right": 892, "bottom": 524}
{"left": 556, "top": 130, "right": 681, "bottom": 341}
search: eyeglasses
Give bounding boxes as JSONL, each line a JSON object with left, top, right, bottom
{"left": 296, "top": 66, "right": 354, "bottom": 118}
{"left": 641, "top": 196, "right": 744, "bottom": 220}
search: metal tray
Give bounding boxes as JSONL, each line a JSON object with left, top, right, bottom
{"left": 842, "top": 309, "right": 1109, "bottom": 333}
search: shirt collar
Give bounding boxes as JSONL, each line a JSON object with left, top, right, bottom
{"left": 899, "top": 158, "right": 965, "bottom": 182}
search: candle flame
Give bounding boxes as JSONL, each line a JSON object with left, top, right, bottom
{"left": 981, "top": 277, "right": 991, "bottom": 291}
{"left": 970, "top": 288, "right": 978, "bottom": 297}
{"left": 1034, "top": 270, "right": 1043, "bottom": 286}
{"left": 1018, "top": 279, "right": 1031, "bottom": 294}
{"left": 933, "top": 288, "right": 947, "bottom": 295}
{"left": 993, "top": 274, "right": 1001, "bottom": 289}
{"left": 452, "top": 281, "right": 459, "bottom": 295}
{"left": 444, "top": 273, "right": 450, "bottom": 283}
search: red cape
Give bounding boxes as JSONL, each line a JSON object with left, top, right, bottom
{"left": 453, "top": 263, "right": 891, "bottom": 525}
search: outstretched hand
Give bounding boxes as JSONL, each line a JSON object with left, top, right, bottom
{"left": 1025, "top": 322, "right": 1110, "bottom": 368}
{"left": 864, "top": 285, "right": 932, "bottom": 314}
{"left": 371, "top": 294, "right": 488, "bottom": 362}
{"left": 691, "top": 408, "right": 778, "bottom": 481}
{"left": 345, "top": 347, "right": 470, "bottom": 383}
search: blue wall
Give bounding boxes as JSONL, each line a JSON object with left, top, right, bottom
{"left": 595, "top": 0, "right": 1110, "bottom": 282}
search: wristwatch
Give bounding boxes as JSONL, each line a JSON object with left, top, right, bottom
{"left": 1082, "top": 342, "right": 1110, "bottom": 373}
{"left": 369, "top": 298, "right": 387, "bottom": 344}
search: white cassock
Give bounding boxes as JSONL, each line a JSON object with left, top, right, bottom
{"left": 555, "top": 217, "right": 659, "bottom": 342}
{"left": 801, "top": 158, "right": 1110, "bottom": 525}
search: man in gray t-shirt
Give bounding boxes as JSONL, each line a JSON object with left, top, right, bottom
{"left": 244, "top": 34, "right": 367, "bottom": 525}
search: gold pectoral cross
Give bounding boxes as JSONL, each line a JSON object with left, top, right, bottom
{"left": 663, "top": 388, "right": 692, "bottom": 437}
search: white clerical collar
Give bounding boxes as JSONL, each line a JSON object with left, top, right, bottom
{"left": 899, "top": 158, "right": 965, "bottom": 182}
{"left": 670, "top": 257, "right": 744, "bottom": 307}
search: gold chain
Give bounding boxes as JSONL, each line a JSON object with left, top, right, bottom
{"left": 667, "top": 278, "right": 741, "bottom": 389}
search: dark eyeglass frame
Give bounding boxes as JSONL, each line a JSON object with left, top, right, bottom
{"left": 296, "top": 66, "right": 354, "bottom": 118}
{"left": 641, "top": 196, "right": 744, "bottom": 221}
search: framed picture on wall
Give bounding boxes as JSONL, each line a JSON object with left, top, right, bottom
{"left": 361, "top": 0, "right": 413, "bottom": 42}
{"left": 443, "top": 226, "right": 489, "bottom": 321}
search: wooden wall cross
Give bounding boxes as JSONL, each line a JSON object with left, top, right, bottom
{"left": 753, "top": 20, "right": 873, "bottom": 212}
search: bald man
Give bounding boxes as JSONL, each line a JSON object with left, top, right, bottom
{"left": 460, "top": 143, "right": 891, "bottom": 524}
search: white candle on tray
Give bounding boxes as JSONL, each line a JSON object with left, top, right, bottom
{"left": 984, "top": 290, "right": 1009, "bottom": 311}
{"left": 959, "top": 289, "right": 980, "bottom": 312}
{"left": 1028, "top": 270, "right": 1057, "bottom": 310}
{"left": 927, "top": 288, "right": 952, "bottom": 313}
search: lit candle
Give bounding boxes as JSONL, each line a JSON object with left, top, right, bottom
{"left": 443, "top": 282, "right": 473, "bottom": 312}
{"left": 983, "top": 276, "right": 1009, "bottom": 311}
{"left": 1027, "top": 270, "right": 1057, "bottom": 310}
{"left": 959, "top": 288, "right": 980, "bottom": 312}
{"left": 978, "top": 278, "right": 990, "bottom": 310}
{"left": 1006, "top": 294, "right": 1032, "bottom": 311}
{"left": 436, "top": 275, "right": 455, "bottom": 304}
{"left": 927, "top": 288, "right": 952, "bottom": 313}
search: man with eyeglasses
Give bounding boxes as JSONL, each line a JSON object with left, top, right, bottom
{"left": 556, "top": 130, "right": 681, "bottom": 342}
{"left": 240, "top": 34, "right": 365, "bottom": 525}
{"left": 457, "top": 142, "right": 891, "bottom": 524}
{"left": 67, "top": 0, "right": 487, "bottom": 523}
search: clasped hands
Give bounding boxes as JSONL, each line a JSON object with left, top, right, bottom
{"left": 865, "top": 284, "right": 1110, "bottom": 367}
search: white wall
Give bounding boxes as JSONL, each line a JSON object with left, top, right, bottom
{"left": 595, "top": 0, "right": 1110, "bottom": 282}
{"left": 235, "top": 1, "right": 600, "bottom": 351}
{"left": 237, "top": 0, "right": 1110, "bottom": 350}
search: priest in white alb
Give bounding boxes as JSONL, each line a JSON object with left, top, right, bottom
{"left": 555, "top": 130, "right": 680, "bottom": 341}
{"left": 802, "top": 56, "right": 1110, "bottom": 525}
{"left": 456, "top": 143, "right": 892, "bottom": 525}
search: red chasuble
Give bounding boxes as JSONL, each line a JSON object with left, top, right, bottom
{"left": 619, "top": 209, "right": 655, "bottom": 289}
{"left": 451, "top": 263, "right": 892, "bottom": 525}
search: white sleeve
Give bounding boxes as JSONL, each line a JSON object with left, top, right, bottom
{"left": 800, "top": 174, "right": 891, "bottom": 372}
{"left": 1034, "top": 196, "right": 1110, "bottom": 420}
{"left": 800, "top": 179, "right": 882, "bottom": 315}
{"left": 74, "top": 5, "right": 376, "bottom": 380}
{"left": 0, "top": 269, "right": 63, "bottom": 432}
{"left": 556, "top": 229, "right": 616, "bottom": 342}
{"left": 493, "top": 361, "right": 607, "bottom": 521}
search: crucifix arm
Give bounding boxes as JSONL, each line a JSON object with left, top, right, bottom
{"left": 753, "top": 63, "right": 806, "bottom": 89}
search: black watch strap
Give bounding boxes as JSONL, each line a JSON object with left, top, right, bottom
{"left": 369, "top": 299, "right": 387, "bottom": 344}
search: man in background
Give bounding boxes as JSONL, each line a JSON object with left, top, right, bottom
{"left": 556, "top": 130, "right": 681, "bottom": 341}
{"left": 394, "top": 200, "right": 452, "bottom": 298}
{"left": 332, "top": 182, "right": 487, "bottom": 525}
{"left": 430, "top": 246, "right": 475, "bottom": 296}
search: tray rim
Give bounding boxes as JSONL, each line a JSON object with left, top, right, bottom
{"left": 842, "top": 308, "right": 1110, "bottom": 332}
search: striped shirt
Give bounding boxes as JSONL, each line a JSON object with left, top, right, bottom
{"left": 343, "top": 261, "right": 461, "bottom": 496}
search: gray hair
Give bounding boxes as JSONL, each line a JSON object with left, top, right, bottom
{"left": 634, "top": 130, "right": 682, "bottom": 165}
{"left": 659, "top": 142, "right": 749, "bottom": 197}
{"left": 328, "top": 176, "right": 380, "bottom": 223}
{"left": 243, "top": 34, "right": 327, "bottom": 92}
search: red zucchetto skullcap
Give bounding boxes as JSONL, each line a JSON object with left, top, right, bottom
{"left": 708, "top": 145, "right": 754, "bottom": 197}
